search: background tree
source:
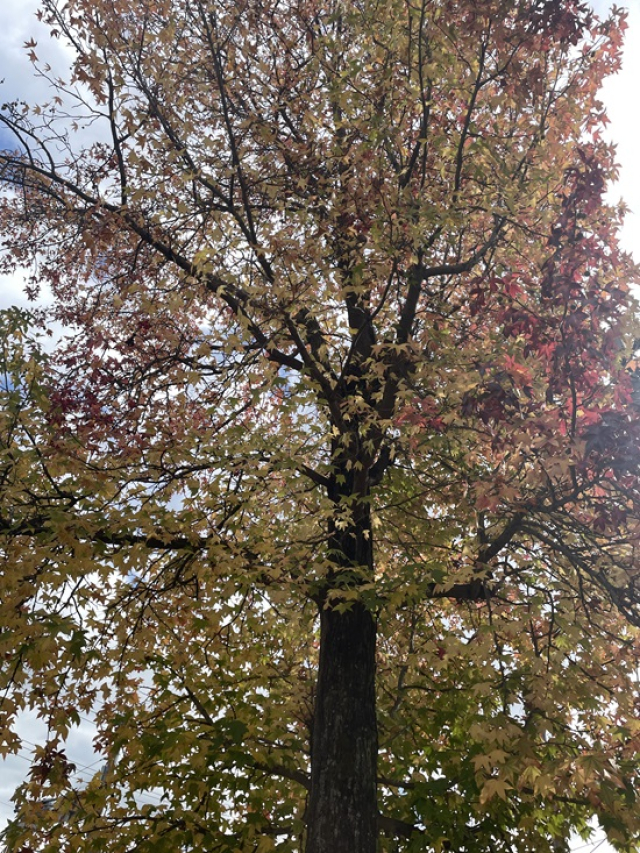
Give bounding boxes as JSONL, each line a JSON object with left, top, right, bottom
{"left": 1, "top": 1, "right": 640, "bottom": 852}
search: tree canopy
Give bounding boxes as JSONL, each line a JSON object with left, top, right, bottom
{"left": 1, "top": 1, "right": 640, "bottom": 852}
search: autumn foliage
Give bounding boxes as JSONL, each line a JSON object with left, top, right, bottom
{"left": 1, "top": 1, "right": 640, "bottom": 851}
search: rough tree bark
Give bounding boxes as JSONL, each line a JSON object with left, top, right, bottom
{"left": 306, "top": 598, "right": 378, "bottom": 853}
{"left": 305, "top": 418, "right": 379, "bottom": 853}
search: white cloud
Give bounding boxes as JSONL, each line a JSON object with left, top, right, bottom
{"left": 0, "top": 0, "right": 72, "bottom": 108}
{"left": 0, "top": 0, "right": 65, "bottom": 314}
{"left": 598, "top": 2, "right": 640, "bottom": 253}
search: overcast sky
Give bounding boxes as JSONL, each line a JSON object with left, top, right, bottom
{"left": 0, "top": 1, "right": 639, "bottom": 849}
{"left": 595, "top": 0, "right": 640, "bottom": 256}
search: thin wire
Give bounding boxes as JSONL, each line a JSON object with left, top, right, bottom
{"left": 571, "top": 837, "right": 609, "bottom": 852}
{"left": 2, "top": 745, "right": 165, "bottom": 805}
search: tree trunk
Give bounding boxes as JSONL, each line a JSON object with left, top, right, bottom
{"left": 305, "top": 590, "right": 378, "bottom": 853}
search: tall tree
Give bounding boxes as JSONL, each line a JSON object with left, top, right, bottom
{"left": 1, "top": 1, "right": 640, "bottom": 851}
